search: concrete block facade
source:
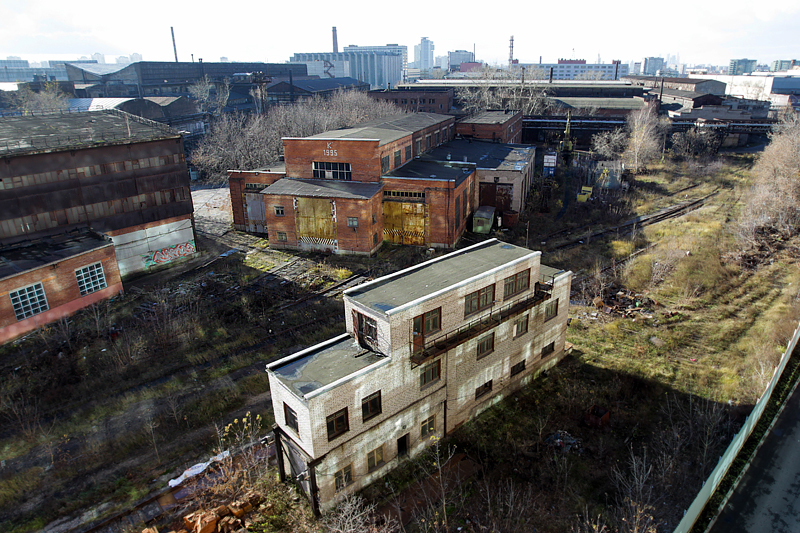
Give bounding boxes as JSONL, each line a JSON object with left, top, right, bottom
{"left": 267, "top": 239, "right": 572, "bottom": 514}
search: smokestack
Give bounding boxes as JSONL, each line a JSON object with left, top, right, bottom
{"left": 171, "top": 27, "right": 178, "bottom": 63}
{"left": 332, "top": 27, "right": 339, "bottom": 53}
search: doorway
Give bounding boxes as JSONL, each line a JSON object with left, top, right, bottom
{"left": 397, "top": 433, "right": 409, "bottom": 457}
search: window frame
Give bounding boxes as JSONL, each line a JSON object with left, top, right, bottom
{"left": 465, "top": 285, "right": 495, "bottom": 317}
{"left": 420, "top": 360, "right": 441, "bottom": 388}
{"left": 355, "top": 312, "right": 378, "bottom": 342}
{"left": 276, "top": 231, "right": 288, "bottom": 242}
{"left": 334, "top": 464, "right": 353, "bottom": 492}
{"left": 312, "top": 161, "right": 352, "bottom": 180}
{"left": 514, "top": 315, "right": 529, "bottom": 338}
{"left": 347, "top": 217, "right": 359, "bottom": 228}
{"left": 381, "top": 155, "right": 390, "bottom": 173}
{"left": 510, "top": 360, "right": 526, "bottom": 377}
{"left": 394, "top": 150, "right": 402, "bottom": 167}
{"left": 420, "top": 415, "right": 435, "bottom": 438}
{"left": 414, "top": 308, "right": 442, "bottom": 338}
{"left": 367, "top": 444, "right": 385, "bottom": 471}
{"left": 75, "top": 262, "right": 107, "bottom": 297}
{"left": 284, "top": 403, "right": 299, "bottom": 433}
{"left": 361, "top": 391, "right": 382, "bottom": 422}
{"left": 475, "top": 379, "right": 493, "bottom": 400}
{"left": 326, "top": 407, "right": 349, "bottom": 441}
{"left": 274, "top": 205, "right": 285, "bottom": 216}
{"left": 9, "top": 282, "right": 49, "bottom": 321}
{"left": 476, "top": 332, "right": 495, "bottom": 359}
{"left": 545, "top": 299, "right": 559, "bottom": 321}
{"left": 542, "top": 341, "right": 556, "bottom": 357}
{"left": 503, "top": 269, "right": 531, "bottom": 299}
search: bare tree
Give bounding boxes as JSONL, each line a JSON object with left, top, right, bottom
{"left": 592, "top": 128, "right": 627, "bottom": 159}
{"left": 10, "top": 82, "right": 69, "bottom": 114}
{"left": 456, "top": 64, "right": 553, "bottom": 115}
{"left": 624, "top": 105, "right": 662, "bottom": 173}
{"left": 611, "top": 447, "right": 660, "bottom": 533}
{"left": 214, "top": 79, "right": 230, "bottom": 115}
{"left": 1, "top": 381, "right": 41, "bottom": 441}
{"left": 143, "top": 413, "right": 160, "bottom": 463}
{"left": 324, "top": 495, "right": 398, "bottom": 533}
{"left": 189, "top": 75, "right": 213, "bottom": 113}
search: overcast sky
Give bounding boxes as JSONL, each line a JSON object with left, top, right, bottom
{"left": 2, "top": 0, "right": 799, "bottom": 68}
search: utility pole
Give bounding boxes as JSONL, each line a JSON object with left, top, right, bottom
{"left": 171, "top": 27, "right": 178, "bottom": 63}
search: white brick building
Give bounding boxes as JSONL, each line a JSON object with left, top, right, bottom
{"left": 266, "top": 239, "right": 572, "bottom": 514}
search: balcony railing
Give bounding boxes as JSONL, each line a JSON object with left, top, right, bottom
{"left": 409, "top": 282, "right": 552, "bottom": 367}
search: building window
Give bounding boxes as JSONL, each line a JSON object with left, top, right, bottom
{"left": 394, "top": 150, "right": 402, "bottom": 167}
{"left": 347, "top": 217, "right": 359, "bottom": 228}
{"left": 477, "top": 333, "right": 494, "bottom": 359}
{"left": 373, "top": 233, "right": 378, "bottom": 245}
{"left": 514, "top": 315, "right": 529, "bottom": 337}
{"left": 362, "top": 391, "right": 382, "bottom": 422}
{"left": 426, "top": 135, "right": 431, "bottom": 149}
{"left": 415, "top": 139, "right": 422, "bottom": 154}
{"left": 284, "top": 403, "right": 299, "bottom": 433}
{"left": 420, "top": 360, "right": 441, "bottom": 387}
{"left": 455, "top": 197, "right": 460, "bottom": 225}
{"left": 542, "top": 341, "right": 556, "bottom": 357}
{"left": 475, "top": 380, "right": 493, "bottom": 400}
{"left": 381, "top": 155, "right": 390, "bottom": 173}
{"left": 504, "top": 269, "right": 530, "bottom": 299}
{"left": 420, "top": 415, "right": 435, "bottom": 438}
{"left": 545, "top": 299, "right": 559, "bottom": 321}
{"left": 465, "top": 285, "right": 495, "bottom": 317}
{"left": 75, "top": 262, "right": 107, "bottom": 296}
{"left": 274, "top": 205, "right": 285, "bottom": 216}
{"left": 405, "top": 145, "right": 412, "bottom": 161}
{"left": 313, "top": 161, "right": 352, "bottom": 180}
{"left": 367, "top": 444, "right": 385, "bottom": 471}
{"left": 401, "top": 99, "right": 407, "bottom": 104}
{"left": 462, "top": 190, "right": 467, "bottom": 220}
{"left": 372, "top": 214, "right": 377, "bottom": 224}
{"left": 435, "top": 131, "right": 440, "bottom": 145}
{"left": 334, "top": 464, "right": 353, "bottom": 491}
{"left": 326, "top": 408, "right": 349, "bottom": 441}
{"left": 510, "top": 360, "right": 526, "bottom": 377}
{"left": 355, "top": 312, "right": 378, "bottom": 343}
{"left": 429, "top": 99, "right": 435, "bottom": 104}
{"left": 413, "top": 308, "right": 441, "bottom": 340}
{"left": 277, "top": 232, "right": 288, "bottom": 242}
{"left": 9, "top": 282, "right": 49, "bottom": 321}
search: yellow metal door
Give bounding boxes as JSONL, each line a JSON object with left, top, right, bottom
{"left": 296, "top": 198, "right": 335, "bottom": 239}
{"left": 383, "top": 201, "right": 426, "bottom": 245}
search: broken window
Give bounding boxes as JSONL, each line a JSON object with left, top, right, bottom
{"left": 367, "top": 444, "right": 385, "bottom": 471}
{"left": 334, "top": 464, "right": 353, "bottom": 491}
{"left": 312, "top": 161, "right": 351, "bottom": 180}
{"left": 475, "top": 379, "right": 493, "bottom": 400}
{"left": 420, "top": 415, "right": 435, "bottom": 438}
{"left": 326, "top": 408, "right": 349, "bottom": 441}
{"left": 355, "top": 312, "right": 377, "bottom": 342}
{"left": 284, "top": 403, "right": 299, "bottom": 433}
{"left": 362, "top": 391, "right": 382, "bottom": 422}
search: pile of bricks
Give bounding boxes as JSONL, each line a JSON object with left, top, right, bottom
{"left": 145, "top": 490, "right": 263, "bottom": 533}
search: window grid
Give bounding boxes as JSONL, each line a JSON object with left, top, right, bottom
{"left": 510, "top": 360, "right": 526, "bottom": 377}
{"left": 312, "top": 161, "right": 352, "bottom": 180}
{"left": 545, "top": 299, "right": 559, "bottom": 321}
{"left": 514, "top": 315, "right": 529, "bottom": 337}
{"left": 10, "top": 282, "right": 49, "bottom": 321}
{"left": 420, "top": 360, "right": 441, "bottom": 387}
{"left": 362, "top": 391, "right": 382, "bottom": 422}
{"left": 75, "top": 262, "right": 107, "bottom": 296}
{"left": 326, "top": 408, "right": 349, "bottom": 441}
{"left": 335, "top": 464, "right": 353, "bottom": 492}
{"left": 284, "top": 403, "right": 299, "bottom": 433}
{"left": 347, "top": 217, "right": 359, "bottom": 228}
{"left": 367, "top": 445, "right": 385, "bottom": 471}
{"left": 465, "top": 285, "right": 495, "bottom": 317}
{"left": 475, "top": 380, "right": 493, "bottom": 400}
{"left": 421, "top": 415, "right": 435, "bottom": 438}
{"left": 274, "top": 205, "right": 285, "bottom": 216}
{"left": 504, "top": 269, "right": 530, "bottom": 299}
{"left": 477, "top": 333, "right": 495, "bottom": 359}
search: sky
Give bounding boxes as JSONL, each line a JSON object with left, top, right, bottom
{"left": 2, "top": 0, "right": 799, "bottom": 68}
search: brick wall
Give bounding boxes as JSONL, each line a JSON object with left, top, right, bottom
{"left": 457, "top": 112, "right": 523, "bottom": 144}
{"left": 228, "top": 169, "right": 286, "bottom": 230}
{"left": 283, "top": 139, "right": 383, "bottom": 182}
{"left": 0, "top": 243, "right": 123, "bottom": 343}
{"left": 368, "top": 89, "right": 454, "bottom": 114}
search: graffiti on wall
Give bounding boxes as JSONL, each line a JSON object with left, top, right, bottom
{"left": 143, "top": 240, "right": 196, "bottom": 268}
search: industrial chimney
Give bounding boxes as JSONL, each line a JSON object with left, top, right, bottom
{"left": 332, "top": 27, "right": 339, "bottom": 53}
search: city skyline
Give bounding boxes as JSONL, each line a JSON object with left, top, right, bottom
{"left": 2, "top": 0, "right": 799, "bottom": 69}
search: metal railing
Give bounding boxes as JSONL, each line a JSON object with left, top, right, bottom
{"left": 410, "top": 282, "right": 552, "bottom": 367}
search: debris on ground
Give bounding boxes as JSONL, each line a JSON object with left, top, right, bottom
{"left": 544, "top": 430, "right": 583, "bottom": 454}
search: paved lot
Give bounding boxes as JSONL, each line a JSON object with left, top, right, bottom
{"left": 710, "top": 381, "right": 800, "bottom": 533}
{"left": 192, "top": 185, "right": 233, "bottom": 236}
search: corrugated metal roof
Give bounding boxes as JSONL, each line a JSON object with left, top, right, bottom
{"left": 553, "top": 97, "right": 645, "bottom": 110}
{"left": 68, "top": 98, "right": 135, "bottom": 111}
{"left": 261, "top": 178, "right": 382, "bottom": 200}
{"left": 66, "top": 63, "right": 129, "bottom": 76}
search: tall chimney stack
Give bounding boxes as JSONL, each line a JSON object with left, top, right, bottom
{"left": 171, "top": 27, "right": 178, "bottom": 63}
{"left": 332, "top": 27, "right": 339, "bottom": 53}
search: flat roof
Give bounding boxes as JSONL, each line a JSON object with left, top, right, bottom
{"left": 553, "top": 97, "right": 646, "bottom": 110}
{"left": 423, "top": 140, "right": 533, "bottom": 172}
{"left": 0, "top": 230, "right": 113, "bottom": 282}
{"left": 270, "top": 334, "right": 386, "bottom": 398}
{"left": 459, "top": 111, "right": 519, "bottom": 125}
{"left": 304, "top": 112, "right": 453, "bottom": 147}
{"left": 384, "top": 159, "right": 471, "bottom": 186}
{"left": 0, "top": 109, "right": 180, "bottom": 156}
{"left": 345, "top": 239, "right": 537, "bottom": 315}
{"left": 261, "top": 178, "right": 382, "bottom": 200}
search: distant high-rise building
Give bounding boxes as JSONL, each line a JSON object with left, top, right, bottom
{"left": 91, "top": 53, "right": 106, "bottom": 64}
{"left": 130, "top": 53, "right": 143, "bottom": 62}
{"left": 521, "top": 59, "right": 628, "bottom": 80}
{"left": 415, "top": 37, "right": 434, "bottom": 72}
{"left": 770, "top": 59, "right": 797, "bottom": 72}
{"left": 448, "top": 50, "right": 475, "bottom": 71}
{"left": 641, "top": 57, "right": 665, "bottom": 76}
{"left": 729, "top": 58, "right": 757, "bottom": 75}
{"left": 435, "top": 55, "right": 449, "bottom": 69}
{"left": 291, "top": 45, "right": 406, "bottom": 89}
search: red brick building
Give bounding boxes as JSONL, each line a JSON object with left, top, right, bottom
{"left": 456, "top": 110, "right": 523, "bottom": 143}
{"left": 229, "top": 113, "right": 479, "bottom": 254}
{"left": 368, "top": 88, "right": 454, "bottom": 114}
{"left": 0, "top": 230, "right": 123, "bottom": 343}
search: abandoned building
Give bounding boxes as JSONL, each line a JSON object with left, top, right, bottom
{"left": 228, "top": 112, "right": 539, "bottom": 252}
{"left": 455, "top": 110, "right": 523, "bottom": 144}
{"left": 229, "top": 113, "right": 483, "bottom": 253}
{"left": 267, "top": 238, "right": 572, "bottom": 513}
{"left": 0, "top": 109, "right": 196, "bottom": 342}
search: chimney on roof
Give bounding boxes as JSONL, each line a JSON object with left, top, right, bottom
{"left": 332, "top": 27, "right": 339, "bottom": 53}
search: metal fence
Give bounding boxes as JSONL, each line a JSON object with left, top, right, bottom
{"left": 673, "top": 319, "right": 800, "bottom": 533}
